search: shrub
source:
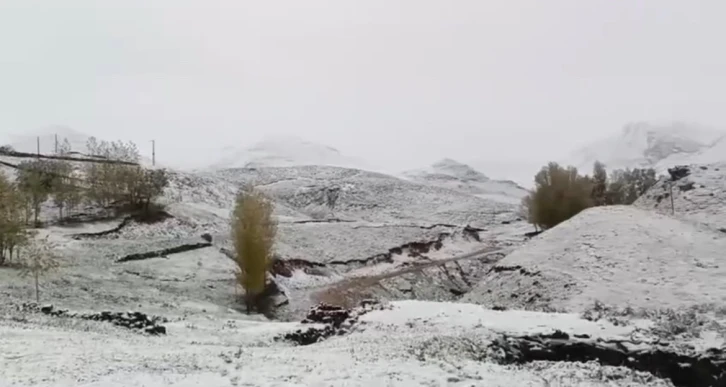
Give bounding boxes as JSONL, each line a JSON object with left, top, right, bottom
{"left": 523, "top": 162, "right": 593, "bottom": 230}
{"left": 231, "top": 186, "right": 277, "bottom": 313}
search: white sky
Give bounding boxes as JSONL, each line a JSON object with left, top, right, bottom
{"left": 1, "top": 0, "right": 725, "bottom": 176}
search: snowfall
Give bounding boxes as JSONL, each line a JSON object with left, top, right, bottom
{"left": 2, "top": 133, "right": 726, "bottom": 386}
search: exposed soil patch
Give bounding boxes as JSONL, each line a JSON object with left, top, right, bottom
{"left": 487, "top": 331, "right": 726, "bottom": 387}
{"left": 116, "top": 242, "right": 212, "bottom": 263}
{"left": 329, "top": 232, "right": 451, "bottom": 267}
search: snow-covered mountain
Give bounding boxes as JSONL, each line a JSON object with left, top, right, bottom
{"left": 402, "top": 158, "right": 529, "bottom": 204}
{"left": 565, "top": 121, "right": 726, "bottom": 174}
{"left": 205, "top": 136, "right": 377, "bottom": 172}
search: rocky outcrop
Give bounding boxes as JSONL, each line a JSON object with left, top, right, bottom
{"left": 668, "top": 165, "right": 690, "bottom": 181}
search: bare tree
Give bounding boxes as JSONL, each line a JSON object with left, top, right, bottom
{"left": 19, "top": 235, "right": 59, "bottom": 303}
{"left": 58, "top": 138, "right": 72, "bottom": 155}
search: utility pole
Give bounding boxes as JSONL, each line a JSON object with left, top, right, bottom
{"left": 669, "top": 182, "right": 675, "bottom": 215}
{"left": 36, "top": 136, "right": 40, "bottom": 157}
{"left": 54, "top": 134, "right": 58, "bottom": 154}
{"left": 151, "top": 140, "right": 156, "bottom": 166}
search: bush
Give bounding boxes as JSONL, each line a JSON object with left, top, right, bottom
{"left": 522, "top": 161, "right": 659, "bottom": 230}
{"left": 522, "top": 162, "right": 593, "bottom": 230}
{"left": 230, "top": 186, "right": 277, "bottom": 313}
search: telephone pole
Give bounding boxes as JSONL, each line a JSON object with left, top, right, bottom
{"left": 151, "top": 140, "right": 156, "bottom": 166}
{"left": 36, "top": 136, "right": 40, "bottom": 157}
{"left": 54, "top": 134, "right": 58, "bottom": 154}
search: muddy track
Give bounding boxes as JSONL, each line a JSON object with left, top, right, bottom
{"left": 313, "top": 246, "right": 509, "bottom": 300}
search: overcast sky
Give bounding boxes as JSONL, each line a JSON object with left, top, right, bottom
{"left": 1, "top": 1, "right": 725, "bottom": 176}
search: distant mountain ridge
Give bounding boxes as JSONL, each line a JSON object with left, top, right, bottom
{"left": 565, "top": 121, "right": 726, "bottom": 173}
{"left": 402, "top": 158, "right": 528, "bottom": 204}
{"left": 205, "top": 135, "right": 376, "bottom": 171}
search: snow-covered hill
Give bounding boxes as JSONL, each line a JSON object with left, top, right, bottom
{"left": 205, "top": 136, "right": 377, "bottom": 172}
{"left": 402, "top": 159, "right": 529, "bottom": 204}
{"left": 635, "top": 163, "right": 726, "bottom": 232}
{"left": 2, "top": 152, "right": 726, "bottom": 385}
{"left": 462, "top": 205, "right": 726, "bottom": 313}
{"left": 565, "top": 121, "right": 726, "bottom": 174}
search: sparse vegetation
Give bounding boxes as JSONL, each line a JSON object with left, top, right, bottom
{"left": 18, "top": 235, "right": 59, "bottom": 303}
{"left": 5, "top": 136, "right": 170, "bottom": 226}
{"left": 231, "top": 186, "right": 277, "bottom": 313}
{"left": 0, "top": 173, "right": 28, "bottom": 265}
{"left": 522, "top": 161, "right": 657, "bottom": 230}
{"left": 83, "top": 137, "right": 170, "bottom": 218}
{"left": 16, "top": 160, "right": 55, "bottom": 226}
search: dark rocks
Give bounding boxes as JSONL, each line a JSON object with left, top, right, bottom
{"left": 524, "top": 230, "right": 543, "bottom": 238}
{"left": 278, "top": 301, "right": 385, "bottom": 346}
{"left": 668, "top": 165, "right": 690, "bottom": 181}
{"left": 201, "top": 233, "right": 213, "bottom": 243}
{"left": 491, "top": 265, "right": 540, "bottom": 277}
{"left": 679, "top": 182, "right": 696, "bottom": 192}
{"left": 303, "top": 304, "right": 351, "bottom": 327}
{"left": 487, "top": 331, "right": 726, "bottom": 387}
{"left": 23, "top": 304, "right": 167, "bottom": 335}
{"left": 269, "top": 257, "right": 326, "bottom": 278}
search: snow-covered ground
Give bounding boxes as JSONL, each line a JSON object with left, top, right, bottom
{"left": 4, "top": 139, "right": 726, "bottom": 386}
{"left": 0, "top": 300, "right": 674, "bottom": 387}
{"left": 462, "top": 205, "right": 726, "bottom": 313}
